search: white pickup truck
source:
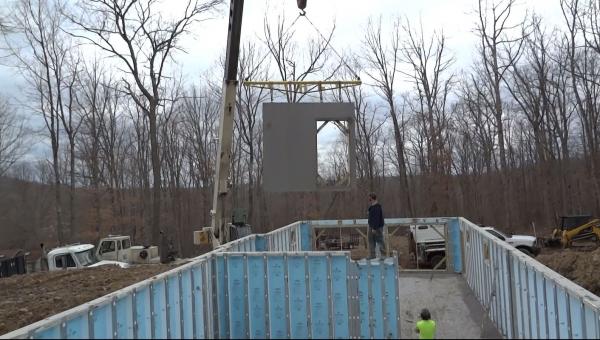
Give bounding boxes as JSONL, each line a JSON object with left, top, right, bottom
{"left": 481, "top": 226, "right": 541, "bottom": 256}
{"left": 47, "top": 244, "right": 129, "bottom": 271}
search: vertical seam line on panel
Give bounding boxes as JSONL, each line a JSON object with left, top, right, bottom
{"left": 284, "top": 254, "right": 291, "bottom": 339}
{"left": 190, "top": 267, "right": 197, "bottom": 339}
{"left": 533, "top": 268, "right": 539, "bottom": 338}
{"left": 149, "top": 283, "right": 156, "bottom": 339}
{"left": 211, "top": 256, "right": 219, "bottom": 338}
{"left": 88, "top": 307, "right": 95, "bottom": 340}
{"left": 542, "top": 276, "right": 549, "bottom": 339}
{"left": 164, "top": 278, "right": 170, "bottom": 339}
{"left": 264, "top": 255, "right": 270, "bottom": 339}
{"left": 204, "top": 259, "right": 212, "bottom": 338}
{"left": 566, "top": 289, "right": 572, "bottom": 339}
{"left": 178, "top": 273, "right": 184, "bottom": 338}
{"left": 305, "top": 254, "right": 313, "bottom": 339}
{"left": 381, "top": 260, "right": 388, "bottom": 339}
{"left": 327, "top": 254, "right": 334, "bottom": 339}
{"left": 60, "top": 317, "right": 67, "bottom": 340}
{"left": 344, "top": 254, "right": 353, "bottom": 339}
{"left": 132, "top": 288, "right": 138, "bottom": 339}
{"left": 580, "top": 298, "right": 586, "bottom": 339}
{"left": 506, "top": 253, "right": 517, "bottom": 339}
{"left": 552, "top": 283, "right": 559, "bottom": 339}
{"left": 243, "top": 255, "right": 250, "bottom": 339}
{"left": 224, "top": 254, "right": 230, "bottom": 339}
{"left": 111, "top": 297, "right": 118, "bottom": 340}
{"left": 395, "top": 255, "right": 401, "bottom": 339}
{"left": 367, "top": 260, "right": 374, "bottom": 340}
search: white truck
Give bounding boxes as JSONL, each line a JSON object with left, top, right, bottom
{"left": 96, "top": 235, "right": 160, "bottom": 264}
{"left": 47, "top": 244, "right": 129, "bottom": 271}
{"left": 481, "top": 226, "right": 541, "bottom": 256}
{"left": 409, "top": 224, "right": 447, "bottom": 269}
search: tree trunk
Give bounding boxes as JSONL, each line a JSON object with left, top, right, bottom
{"left": 148, "top": 105, "right": 162, "bottom": 247}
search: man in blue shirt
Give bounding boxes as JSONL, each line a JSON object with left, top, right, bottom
{"left": 368, "top": 193, "right": 386, "bottom": 259}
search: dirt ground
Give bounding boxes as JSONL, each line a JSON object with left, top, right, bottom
{"left": 536, "top": 247, "right": 600, "bottom": 296}
{"left": 0, "top": 264, "right": 178, "bottom": 335}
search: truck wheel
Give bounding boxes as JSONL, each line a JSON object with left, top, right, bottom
{"left": 517, "top": 247, "right": 533, "bottom": 257}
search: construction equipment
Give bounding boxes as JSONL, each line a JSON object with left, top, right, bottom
{"left": 195, "top": 1, "right": 311, "bottom": 249}
{"left": 546, "top": 215, "right": 600, "bottom": 248}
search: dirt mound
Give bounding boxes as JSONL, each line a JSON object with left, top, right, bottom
{"left": 537, "top": 247, "right": 600, "bottom": 296}
{"left": 0, "top": 264, "right": 177, "bottom": 335}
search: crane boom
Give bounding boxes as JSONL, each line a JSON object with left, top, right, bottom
{"left": 210, "top": 0, "right": 308, "bottom": 247}
{"left": 210, "top": 0, "right": 244, "bottom": 247}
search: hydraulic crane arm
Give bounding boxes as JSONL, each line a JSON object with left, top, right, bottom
{"left": 210, "top": 0, "right": 308, "bottom": 248}
{"left": 210, "top": 0, "right": 244, "bottom": 248}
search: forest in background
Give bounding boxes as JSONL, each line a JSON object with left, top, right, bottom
{"left": 1, "top": 0, "right": 600, "bottom": 257}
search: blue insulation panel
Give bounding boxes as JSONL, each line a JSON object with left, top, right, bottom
{"left": 91, "top": 304, "right": 112, "bottom": 339}
{"left": 448, "top": 218, "right": 462, "bottom": 272}
{"left": 358, "top": 263, "right": 370, "bottom": 339}
{"left": 370, "top": 263, "right": 384, "bottom": 339}
{"left": 255, "top": 236, "right": 267, "bottom": 251}
{"left": 247, "top": 256, "right": 267, "bottom": 339}
{"left": 181, "top": 270, "right": 194, "bottom": 339}
{"left": 584, "top": 304, "right": 599, "bottom": 338}
{"left": 546, "top": 279, "right": 558, "bottom": 339}
{"left": 300, "top": 222, "right": 312, "bottom": 251}
{"left": 267, "top": 256, "right": 287, "bottom": 338}
{"left": 151, "top": 281, "right": 167, "bottom": 339}
{"left": 569, "top": 295, "right": 584, "bottom": 339}
{"left": 287, "top": 256, "right": 309, "bottom": 339}
{"left": 527, "top": 267, "right": 538, "bottom": 339}
{"left": 65, "top": 314, "right": 88, "bottom": 339}
{"left": 308, "top": 256, "right": 329, "bottom": 339}
{"left": 116, "top": 295, "right": 134, "bottom": 338}
{"left": 383, "top": 260, "right": 398, "bottom": 339}
{"left": 535, "top": 271, "right": 547, "bottom": 339}
{"left": 557, "top": 287, "right": 569, "bottom": 339}
{"left": 331, "top": 255, "right": 349, "bottom": 339}
{"left": 135, "top": 286, "right": 152, "bottom": 339}
{"left": 215, "top": 256, "right": 228, "bottom": 338}
{"left": 227, "top": 255, "right": 247, "bottom": 339}
{"left": 191, "top": 266, "right": 205, "bottom": 339}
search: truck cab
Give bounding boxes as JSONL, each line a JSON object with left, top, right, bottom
{"left": 96, "top": 235, "right": 160, "bottom": 264}
{"left": 47, "top": 244, "right": 128, "bottom": 271}
{"left": 96, "top": 236, "right": 131, "bottom": 263}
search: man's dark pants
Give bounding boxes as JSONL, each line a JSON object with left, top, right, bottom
{"left": 368, "top": 227, "right": 386, "bottom": 259}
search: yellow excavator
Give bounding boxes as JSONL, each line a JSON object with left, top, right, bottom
{"left": 546, "top": 215, "right": 600, "bottom": 248}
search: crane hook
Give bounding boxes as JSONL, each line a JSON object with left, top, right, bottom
{"left": 297, "top": 0, "right": 307, "bottom": 15}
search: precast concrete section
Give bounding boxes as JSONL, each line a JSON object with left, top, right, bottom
{"left": 2, "top": 218, "right": 600, "bottom": 339}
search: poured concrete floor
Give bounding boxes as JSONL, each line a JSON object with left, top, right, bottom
{"left": 399, "top": 272, "right": 502, "bottom": 339}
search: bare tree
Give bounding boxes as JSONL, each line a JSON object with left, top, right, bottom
{"left": 362, "top": 16, "right": 414, "bottom": 215}
{"left": 4, "top": 0, "right": 75, "bottom": 243}
{"left": 476, "top": 0, "right": 527, "bottom": 170}
{"left": 235, "top": 43, "right": 270, "bottom": 225}
{"left": 0, "top": 98, "right": 26, "bottom": 176}
{"left": 263, "top": 13, "right": 340, "bottom": 102}
{"left": 68, "top": 0, "right": 222, "bottom": 246}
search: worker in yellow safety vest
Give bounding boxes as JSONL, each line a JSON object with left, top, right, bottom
{"left": 415, "top": 308, "right": 436, "bottom": 339}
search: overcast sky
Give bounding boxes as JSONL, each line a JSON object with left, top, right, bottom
{"left": 176, "top": 0, "right": 565, "bottom": 77}
{"left": 0, "top": 0, "right": 567, "bottom": 163}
